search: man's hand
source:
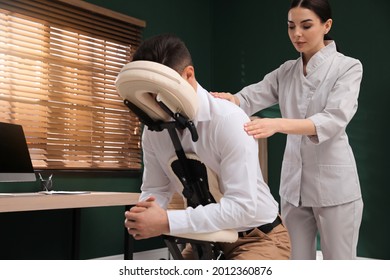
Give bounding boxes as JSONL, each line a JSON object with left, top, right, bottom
{"left": 124, "top": 196, "right": 170, "bottom": 240}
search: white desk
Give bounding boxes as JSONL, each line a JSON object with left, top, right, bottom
{"left": 0, "top": 191, "right": 140, "bottom": 259}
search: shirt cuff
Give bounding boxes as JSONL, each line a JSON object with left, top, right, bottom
{"left": 167, "top": 210, "right": 190, "bottom": 235}
{"left": 308, "top": 116, "right": 322, "bottom": 144}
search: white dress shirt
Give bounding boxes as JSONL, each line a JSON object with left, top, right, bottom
{"left": 237, "top": 41, "right": 363, "bottom": 207}
{"left": 140, "top": 83, "right": 278, "bottom": 235}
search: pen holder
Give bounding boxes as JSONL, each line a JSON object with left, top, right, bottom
{"left": 39, "top": 174, "right": 53, "bottom": 191}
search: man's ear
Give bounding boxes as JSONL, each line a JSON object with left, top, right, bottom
{"left": 181, "top": 65, "right": 197, "bottom": 90}
{"left": 181, "top": 65, "right": 195, "bottom": 81}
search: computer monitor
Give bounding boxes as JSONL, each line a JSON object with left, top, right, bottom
{"left": 0, "top": 122, "right": 36, "bottom": 182}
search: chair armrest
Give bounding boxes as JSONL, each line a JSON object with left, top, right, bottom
{"left": 171, "top": 229, "right": 238, "bottom": 243}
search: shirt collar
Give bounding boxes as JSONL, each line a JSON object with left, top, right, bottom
{"left": 304, "top": 41, "right": 337, "bottom": 74}
{"left": 194, "top": 83, "right": 211, "bottom": 123}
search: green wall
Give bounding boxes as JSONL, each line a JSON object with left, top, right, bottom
{"left": 1, "top": 0, "right": 389, "bottom": 260}
{"left": 211, "top": 0, "right": 390, "bottom": 259}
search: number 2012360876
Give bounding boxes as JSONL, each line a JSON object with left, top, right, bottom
{"left": 211, "top": 266, "right": 272, "bottom": 276}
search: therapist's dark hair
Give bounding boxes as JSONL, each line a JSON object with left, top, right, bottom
{"left": 290, "top": 0, "right": 333, "bottom": 41}
{"left": 132, "top": 33, "right": 193, "bottom": 74}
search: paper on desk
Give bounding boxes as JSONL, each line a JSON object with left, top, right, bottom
{"left": 39, "top": 191, "right": 90, "bottom": 195}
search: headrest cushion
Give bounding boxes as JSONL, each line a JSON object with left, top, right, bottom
{"left": 115, "top": 60, "right": 198, "bottom": 121}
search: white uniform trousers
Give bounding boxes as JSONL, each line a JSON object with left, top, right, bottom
{"left": 281, "top": 198, "right": 363, "bottom": 260}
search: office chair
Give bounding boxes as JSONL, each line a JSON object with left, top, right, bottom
{"left": 115, "top": 60, "right": 238, "bottom": 259}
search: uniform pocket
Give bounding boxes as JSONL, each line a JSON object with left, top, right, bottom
{"left": 318, "top": 165, "right": 361, "bottom": 205}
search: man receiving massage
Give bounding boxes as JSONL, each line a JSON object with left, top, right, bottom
{"left": 123, "top": 33, "right": 290, "bottom": 259}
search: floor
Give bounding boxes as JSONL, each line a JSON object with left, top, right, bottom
{"left": 96, "top": 249, "right": 371, "bottom": 260}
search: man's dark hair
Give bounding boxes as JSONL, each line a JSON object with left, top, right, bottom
{"left": 132, "top": 33, "right": 193, "bottom": 74}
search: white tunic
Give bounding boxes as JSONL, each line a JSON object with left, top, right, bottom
{"left": 140, "top": 84, "right": 278, "bottom": 235}
{"left": 237, "top": 42, "right": 363, "bottom": 207}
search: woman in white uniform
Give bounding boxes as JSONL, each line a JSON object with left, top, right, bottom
{"left": 212, "top": 0, "right": 363, "bottom": 259}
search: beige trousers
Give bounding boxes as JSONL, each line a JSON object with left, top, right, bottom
{"left": 181, "top": 221, "right": 291, "bottom": 260}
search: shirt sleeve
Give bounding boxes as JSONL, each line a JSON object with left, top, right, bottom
{"left": 236, "top": 65, "right": 287, "bottom": 116}
{"left": 139, "top": 129, "right": 174, "bottom": 209}
{"left": 308, "top": 59, "right": 363, "bottom": 144}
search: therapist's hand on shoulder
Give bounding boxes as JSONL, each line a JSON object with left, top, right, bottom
{"left": 210, "top": 91, "right": 240, "bottom": 106}
{"left": 124, "top": 196, "right": 170, "bottom": 240}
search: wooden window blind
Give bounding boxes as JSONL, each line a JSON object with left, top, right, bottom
{"left": 0, "top": 0, "right": 145, "bottom": 170}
